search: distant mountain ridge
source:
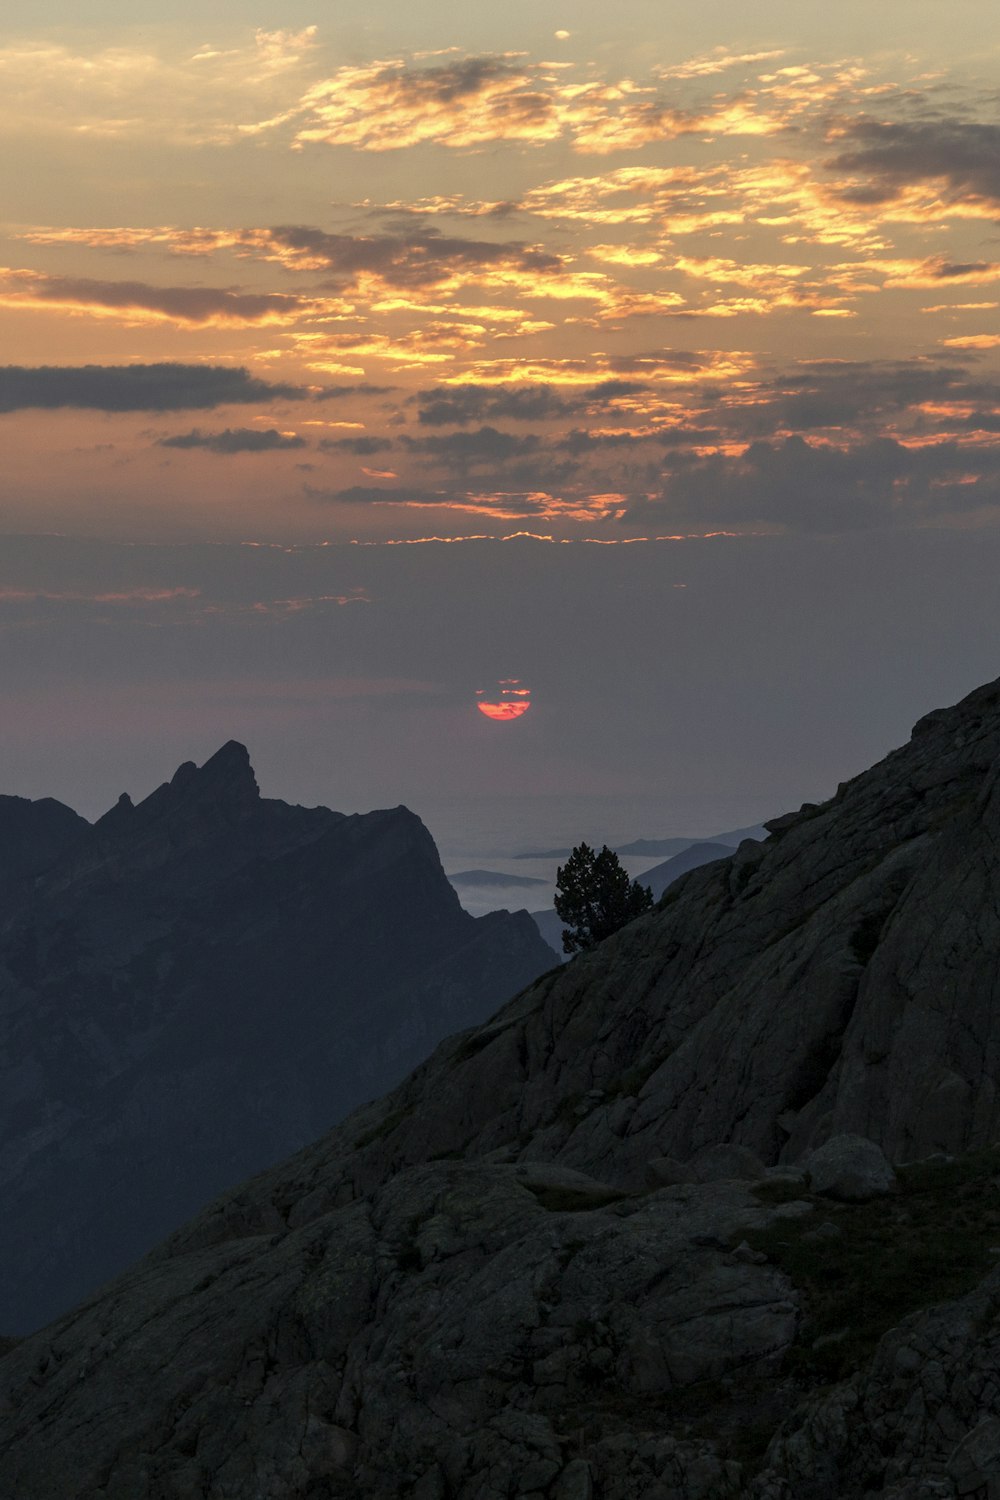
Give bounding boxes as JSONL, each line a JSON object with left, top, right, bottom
{"left": 0, "top": 744, "right": 555, "bottom": 1332}
{"left": 512, "top": 822, "right": 767, "bottom": 860}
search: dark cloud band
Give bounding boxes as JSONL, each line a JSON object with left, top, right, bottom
{"left": 158, "top": 428, "right": 307, "bottom": 454}
{"left": 0, "top": 365, "right": 304, "bottom": 414}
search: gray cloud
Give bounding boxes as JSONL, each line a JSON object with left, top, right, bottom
{"left": 159, "top": 428, "right": 307, "bottom": 454}
{"left": 0, "top": 364, "right": 304, "bottom": 414}
{"left": 560, "top": 425, "right": 720, "bottom": 453}
{"left": 828, "top": 120, "right": 1000, "bottom": 206}
{"left": 711, "top": 361, "right": 1000, "bottom": 441}
{"left": 414, "top": 380, "right": 651, "bottom": 427}
{"left": 319, "top": 435, "right": 395, "bottom": 455}
{"left": 270, "top": 225, "right": 562, "bottom": 288}
{"left": 14, "top": 274, "right": 312, "bottom": 326}
{"left": 312, "top": 383, "right": 396, "bottom": 401}
{"left": 630, "top": 434, "right": 1000, "bottom": 532}
{"left": 402, "top": 426, "right": 542, "bottom": 463}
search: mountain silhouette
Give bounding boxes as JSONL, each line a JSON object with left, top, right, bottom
{"left": 0, "top": 744, "right": 555, "bottom": 1331}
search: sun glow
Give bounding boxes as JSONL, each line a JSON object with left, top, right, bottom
{"left": 476, "top": 678, "right": 531, "bottom": 720}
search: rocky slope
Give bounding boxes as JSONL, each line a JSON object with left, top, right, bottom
{"left": 4, "top": 676, "right": 1000, "bottom": 1497}
{"left": 0, "top": 744, "right": 555, "bottom": 1332}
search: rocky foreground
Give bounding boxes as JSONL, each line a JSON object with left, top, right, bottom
{"left": 5, "top": 676, "right": 1000, "bottom": 1496}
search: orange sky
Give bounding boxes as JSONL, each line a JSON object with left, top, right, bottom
{"left": 0, "top": 7, "right": 997, "bottom": 543}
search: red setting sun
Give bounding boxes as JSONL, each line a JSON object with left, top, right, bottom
{"left": 476, "top": 679, "right": 531, "bottom": 721}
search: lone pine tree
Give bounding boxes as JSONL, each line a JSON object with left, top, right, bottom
{"left": 554, "top": 842, "right": 654, "bottom": 954}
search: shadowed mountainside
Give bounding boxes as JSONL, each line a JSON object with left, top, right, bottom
{"left": 5, "top": 680, "right": 1000, "bottom": 1495}
{"left": 0, "top": 743, "right": 555, "bottom": 1332}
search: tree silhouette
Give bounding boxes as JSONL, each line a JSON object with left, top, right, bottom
{"left": 554, "top": 843, "right": 654, "bottom": 954}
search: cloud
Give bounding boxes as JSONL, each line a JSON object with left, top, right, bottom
{"left": 828, "top": 121, "right": 1000, "bottom": 209}
{"left": 312, "top": 383, "right": 397, "bottom": 401}
{"left": 942, "top": 334, "right": 1000, "bottom": 351}
{"left": 16, "top": 223, "right": 561, "bottom": 292}
{"left": 307, "top": 484, "right": 450, "bottom": 507}
{"left": 247, "top": 55, "right": 564, "bottom": 151}
{"left": 627, "top": 433, "right": 1000, "bottom": 533}
{"left": 444, "top": 349, "right": 749, "bottom": 390}
{"left": 246, "top": 51, "right": 848, "bottom": 157}
{"left": 303, "top": 482, "right": 594, "bottom": 520}
{"left": 319, "top": 435, "right": 395, "bottom": 455}
{"left": 560, "top": 425, "right": 720, "bottom": 453}
{"left": 402, "top": 426, "right": 542, "bottom": 462}
{"left": 654, "top": 48, "right": 785, "bottom": 81}
{"left": 263, "top": 225, "right": 562, "bottom": 287}
{"left": 711, "top": 360, "right": 1000, "bottom": 441}
{"left": 158, "top": 427, "right": 307, "bottom": 454}
{"left": 0, "top": 28, "right": 320, "bottom": 146}
{"left": 414, "top": 383, "right": 575, "bottom": 425}
{"left": 0, "top": 269, "right": 323, "bottom": 327}
{"left": 0, "top": 364, "right": 304, "bottom": 414}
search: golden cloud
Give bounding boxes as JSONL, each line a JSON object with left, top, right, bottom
{"left": 243, "top": 52, "right": 872, "bottom": 157}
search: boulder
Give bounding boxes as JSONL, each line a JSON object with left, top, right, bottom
{"left": 645, "top": 1156, "right": 695, "bottom": 1187}
{"left": 803, "top": 1134, "right": 898, "bottom": 1201}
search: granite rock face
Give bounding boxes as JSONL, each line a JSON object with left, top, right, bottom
{"left": 0, "top": 744, "right": 555, "bottom": 1331}
{"left": 0, "top": 1165, "right": 804, "bottom": 1500}
{"left": 5, "top": 677, "right": 1000, "bottom": 1494}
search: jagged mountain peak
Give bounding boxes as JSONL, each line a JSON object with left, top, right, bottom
{"left": 0, "top": 743, "right": 555, "bottom": 1333}
{"left": 128, "top": 738, "right": 259, "bottom": 818}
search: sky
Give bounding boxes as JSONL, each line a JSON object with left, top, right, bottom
{"left": 1, "top": 3, "right": 999, "bottom": 861}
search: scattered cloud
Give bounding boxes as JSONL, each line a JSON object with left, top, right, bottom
{"left": 244, "top": 52, "right": 861, "bottom": 157}
{"left": 654, "top": 48, "right": 786, "bottom": 81}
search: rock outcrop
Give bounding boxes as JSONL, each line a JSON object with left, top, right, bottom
{"left": 0, "top": 744, "right": 555, "bottom": 1331}
{"left": 5, "top": 676, "right": 1000, "bottom": 1495}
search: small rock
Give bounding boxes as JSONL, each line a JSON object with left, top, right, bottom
{"left": 801, "top": 1220, "right": 844, "bottom": 1245}
{"left": 727, "top": 1240, "right": 768, "bottom": 1265}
